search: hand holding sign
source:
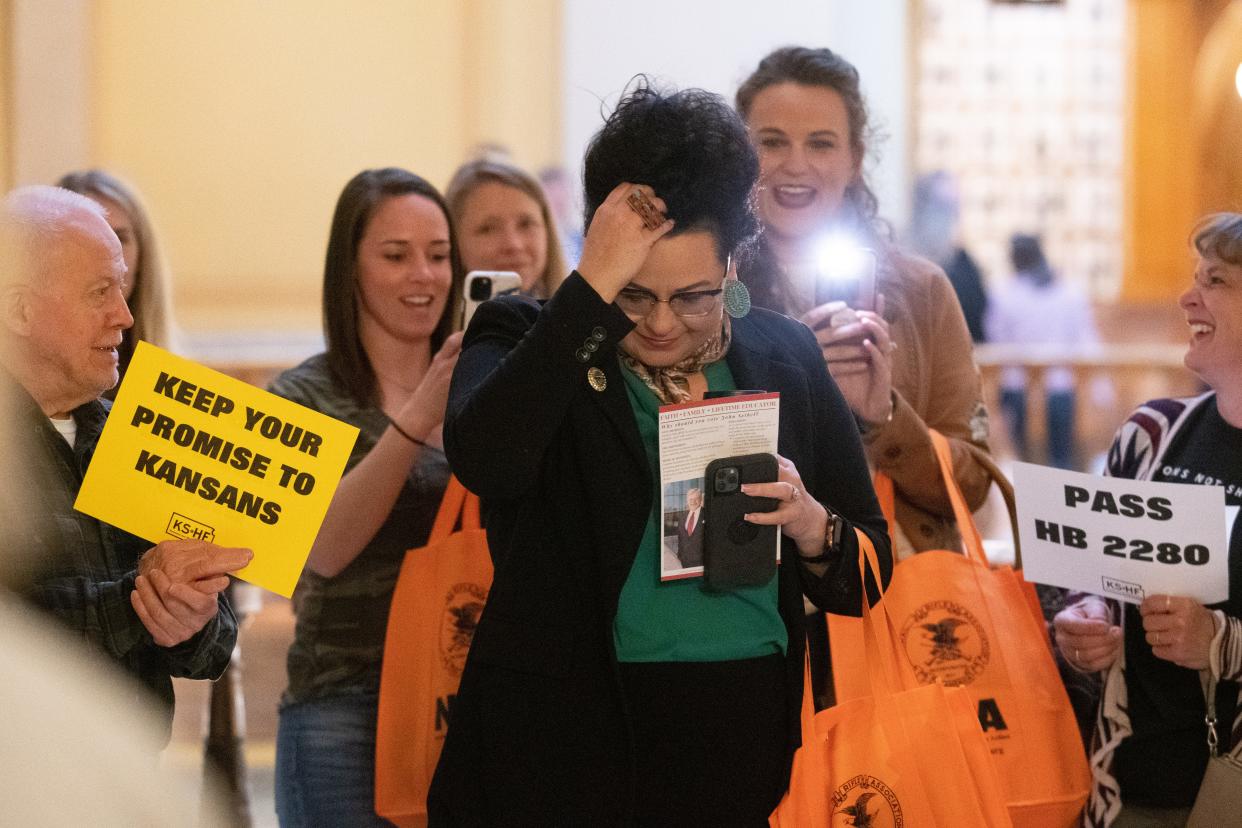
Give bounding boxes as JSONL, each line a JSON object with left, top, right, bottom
{"left": 1139, "top": 594, "right": 1219, "bottom": 670}
{"left": 1053, "top": 597, "right": 1121, "bottom": 673}
{"left": 131, "top": 569, "right": 223, "bottom": 647}
{"left": 131, "top": 540, "right": 252, "bottom": 646}
{"left": 138, "top": 539, "right": 253, "bottom": 586}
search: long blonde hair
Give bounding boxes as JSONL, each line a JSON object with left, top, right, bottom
{"left": 55, "top": 170, "right": 177, "bottom": 351}
{"left": 445, "top": 159, "right": 567, "bottom": 299}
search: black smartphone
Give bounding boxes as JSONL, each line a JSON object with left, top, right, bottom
{"left": 702, "top": 453, "right": 779, "bottom": 591}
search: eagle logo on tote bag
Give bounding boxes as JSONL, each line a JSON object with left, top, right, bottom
{"left": 439, "top": 582, "right": 488, "bottom": 674}
{"left": 831, "top": 775, "right": 903, "bottom": 827}
{"left": 900, "top": 599, "right": 990, "bottom": 686}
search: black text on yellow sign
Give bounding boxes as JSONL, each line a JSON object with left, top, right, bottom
{"left": 75, "top": 342, "right": 358, "bottom": 597}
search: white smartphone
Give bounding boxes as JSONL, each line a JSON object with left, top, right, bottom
{"left": 462, "top": 270, "right": 522, "bottom": 329}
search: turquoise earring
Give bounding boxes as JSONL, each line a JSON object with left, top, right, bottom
{"left": 723, "top": 278, "right": 751, "bottom": 319}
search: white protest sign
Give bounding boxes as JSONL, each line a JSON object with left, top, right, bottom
{"left": 1014, "top": 462, "right": 1229, "bottom": 605}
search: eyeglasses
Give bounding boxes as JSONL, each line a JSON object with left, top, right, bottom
{"left": 615, "top": 286, "right": 724, "bottom": 319}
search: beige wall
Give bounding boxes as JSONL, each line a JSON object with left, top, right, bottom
{"left": 1, "top": 0, "right": 9, "bottom": 190}
{"left": 462, "top": 1, "right": 561, "bottom": 171}
{"left": 6, "top": 0, "right": 92, "bottom": 189}
{"left": 86, "top": 0, "right": 560, "bottom": 332}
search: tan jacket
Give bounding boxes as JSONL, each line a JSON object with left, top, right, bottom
{"left": 864, "top": 253, "right": 993, "bottom": 556}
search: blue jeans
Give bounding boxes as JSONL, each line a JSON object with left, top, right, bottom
{"left": 1000, "top": 388, "right": 1077, "bottom": 469}
{"left": 275, "top": 694, "right": 393, "bottom": 827}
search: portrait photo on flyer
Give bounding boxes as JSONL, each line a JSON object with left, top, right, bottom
{"left": 661, "top": 479, "right": 706, "bottom": 579}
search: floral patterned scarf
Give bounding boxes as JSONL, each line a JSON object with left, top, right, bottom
{"left": 617, "top": 315, "right": 732, "bottom": 405}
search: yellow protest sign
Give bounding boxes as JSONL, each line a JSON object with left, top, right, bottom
{"left": 75, "top": 341, "right": 359, "bottom": 598}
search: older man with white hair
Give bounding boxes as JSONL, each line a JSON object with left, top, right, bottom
{"left": 0, "top": 185, "right": 247, "bottom": 739}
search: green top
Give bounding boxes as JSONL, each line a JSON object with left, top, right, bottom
{"left": 613, "top": 358, "right": 787, "bottom": 662}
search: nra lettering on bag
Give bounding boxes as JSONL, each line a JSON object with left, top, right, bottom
{"left": 977, "top": 698, "right": 1009, "bottom": 733}
{"left": 830, "top": 775, "right": 903, "bottom": 827}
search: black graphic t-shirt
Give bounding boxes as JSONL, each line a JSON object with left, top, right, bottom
{"left": 1115, "top": 397, "right": 1242, "bottom": 807}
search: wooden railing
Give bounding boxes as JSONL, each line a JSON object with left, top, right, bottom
{"left": 972, "top": 342, "right": 1202, "bottom": 468}
{"left": 973, "top": 342, "right": 1188, "bottom": 372}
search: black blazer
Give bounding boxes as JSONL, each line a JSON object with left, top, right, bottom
{"left": 675, "top": 509, "right": 703, "bottom": 568}
{"left": 430, "top": 273, "right": 891, "bottom": 826}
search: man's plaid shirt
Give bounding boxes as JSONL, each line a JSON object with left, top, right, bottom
{"left": 2, "top": 375, "right": 237, "bottom": 736}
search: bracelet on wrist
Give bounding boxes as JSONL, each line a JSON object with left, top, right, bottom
{"left": 387, "top": 416, "right": 431, "bottom": 449}
{"left": 858, "top": 390, "right": 896, "bottom": 435}
{"left": 797, "top": 508, "right": 845, "bottom": 564}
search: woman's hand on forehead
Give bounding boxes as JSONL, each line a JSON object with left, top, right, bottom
{"left": 577, "top": 182, "right": 675, "bottom": 303}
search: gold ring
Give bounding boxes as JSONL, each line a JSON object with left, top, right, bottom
{"left": 790, "top": 486, "right": 801, "bottom": 502}
{"left": 1154, "top": 632, "right": 1161, "bottom": 647}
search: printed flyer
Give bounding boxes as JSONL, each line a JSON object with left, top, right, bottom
{"left": 656, "top": 392, "right": 779, "bottom": 581}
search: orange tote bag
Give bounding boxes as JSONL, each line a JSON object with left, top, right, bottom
{"left": 829, "top": 431, "right": 1089, "bottom": 828}
{"left": 772, "top": 532, "right": 1012, "bottom": 828}
{"left": 375, "top": 477, "right": 492, "bottom": 828}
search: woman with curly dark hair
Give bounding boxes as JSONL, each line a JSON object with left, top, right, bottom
{"left": 428, "top": 82, "right": 891, "bottom": 825}
{"left": 736, "top": 47, "right": 993, "bottom": 563}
